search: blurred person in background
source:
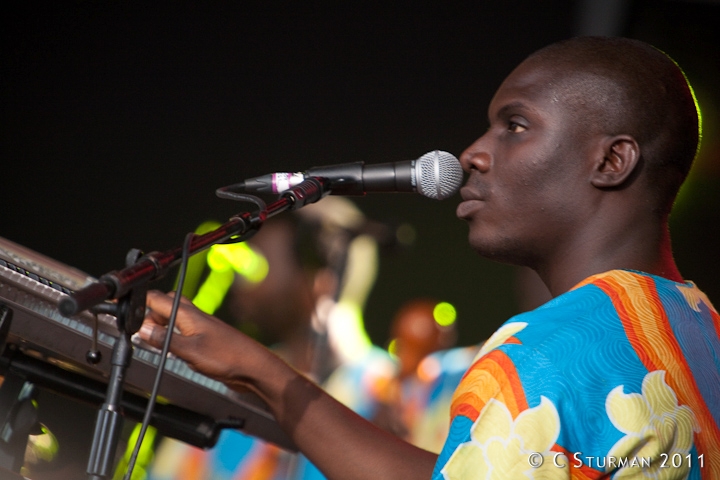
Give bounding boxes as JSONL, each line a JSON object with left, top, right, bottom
{"left": 372, "top": 298, "right": 478, "bottom": 454}
{"left": 147, "top": 197, "right": 395, "bottom": 480}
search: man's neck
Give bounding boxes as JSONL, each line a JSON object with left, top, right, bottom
{"left": 536, "top": 221, "right": 682, "bottom": 297}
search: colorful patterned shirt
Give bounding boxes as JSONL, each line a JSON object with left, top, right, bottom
{"left": 433, "top": 270, "right": 720, "bottom": 479}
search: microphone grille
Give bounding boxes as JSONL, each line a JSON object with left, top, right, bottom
{"left": 415, "top": 150, "right": 464, "bottom": 200}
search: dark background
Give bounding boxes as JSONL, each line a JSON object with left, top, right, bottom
{"left": 2, "top": 0, "right": 719, "bottom": 348}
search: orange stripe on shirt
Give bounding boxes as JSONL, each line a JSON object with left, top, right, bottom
{"left": 593, "top": 276, "right": 661, "bottom": 372}
{"left": 450, "top": 350, "right": 527, "bottom": 424}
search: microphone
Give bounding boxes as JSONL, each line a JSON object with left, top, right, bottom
{"left": 239, "top": 150, "right": 463, "bottom": 200}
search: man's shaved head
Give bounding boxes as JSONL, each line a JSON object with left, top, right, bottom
{"left": 525, "top": 37, "right": 700, "bottom": 213}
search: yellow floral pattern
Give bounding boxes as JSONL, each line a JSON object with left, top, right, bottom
{"left": 442, "top": 396, "right": 566, "bottom": 479}
{"left": 605, "top": 370, "right": 697, "bottom": 479}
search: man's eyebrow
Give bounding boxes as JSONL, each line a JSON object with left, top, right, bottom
{"left": 495, "top": 101, "right": 530, "bottom": 119}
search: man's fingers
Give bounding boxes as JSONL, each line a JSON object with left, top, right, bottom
{"left": 166, "top": 290, "right": 194, "bottom": 305}
{"left": 139, "top": 321, "right": 168, "bottom": 348}
{"left": 145, "top": 290, "right": 175, "bottom": 324}
{"left": 144, "top": 289, "right": 207, "bottom": 340}
{"left": 144, "top": 306, "right": 168, "bottom": 327}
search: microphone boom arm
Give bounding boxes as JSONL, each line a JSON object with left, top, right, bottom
{"left": 59, "top": 177, "right": 330, "bottom": 317}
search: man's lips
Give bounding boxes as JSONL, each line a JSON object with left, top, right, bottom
{"left": 456, "top": 186, "right": 484, "bottom": 219}
{"left": 459, "top": 184, "right": 483, "bottom": 202}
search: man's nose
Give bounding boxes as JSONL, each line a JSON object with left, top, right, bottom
{"left": 459, "top": 136, "right": 491, "bottom": 174}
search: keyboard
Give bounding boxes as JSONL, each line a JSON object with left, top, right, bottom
{"left": 0, "top": 236, "right": 294, "bottom": 450}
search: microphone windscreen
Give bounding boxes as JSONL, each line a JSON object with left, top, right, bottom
{"left": 415, "top": 150, "right": 464, "bottom": 200}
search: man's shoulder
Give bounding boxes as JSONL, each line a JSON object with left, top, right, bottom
{"left": 503, "top": 268, "right": 699, "bottom": 340}
{"left": 470, "top": 273, "right": 642, "bottom": 381}
{"left": 494, "top": 277, "right": 617, "bottom": 344}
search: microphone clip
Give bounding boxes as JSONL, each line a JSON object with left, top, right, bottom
{"left": 281, "top": 176, "right": 331, "bottom": 210}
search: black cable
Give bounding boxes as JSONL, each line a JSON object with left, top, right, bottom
{"left": 122, "top": 231, "right": 195, "bottom": 480}
{"left": 215, "top": 184, "right": 268, "bottom": 244}
{"left": 215, "top": 183, "right": 267, "bottom": 211}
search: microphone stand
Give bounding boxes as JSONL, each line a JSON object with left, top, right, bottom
{"left": 85, "top": 254, "right": 145, "bottom": 480}
{"left": 57, "top": 178, "right": 329, "bottom": 480}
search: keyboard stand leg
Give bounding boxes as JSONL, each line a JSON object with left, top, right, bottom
{"left": 0, "top": 369, "right": 39, "bottom": 474}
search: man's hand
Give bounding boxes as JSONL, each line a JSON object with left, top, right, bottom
{"left": 138, "top": 290, "right": 282, "bottom": 396}
{"left": 138, "top": 289, "right": 437, "bottom": 480}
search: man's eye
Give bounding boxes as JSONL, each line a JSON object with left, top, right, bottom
{"left": 508, "top": 122, "right": 527, "bottom": 133}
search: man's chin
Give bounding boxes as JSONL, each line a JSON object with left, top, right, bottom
{"left": 468, "top": 237, "right": 527, "bottom": 267}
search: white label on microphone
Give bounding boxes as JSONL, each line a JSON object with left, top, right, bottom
{"left": 272, "top": 172, "right": 305, "bottom": 193}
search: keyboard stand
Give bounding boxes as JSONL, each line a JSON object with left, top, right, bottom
{"left": 0, "top": 347, "right": 234, "bottom": 450}
{"left": 0, "top": 371, "right": 38, "bottom": 475}
{"left": 0, "top": 305, "right": 39, "bottom": 475}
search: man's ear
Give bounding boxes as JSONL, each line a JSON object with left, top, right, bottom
{"left": 590, "top": 135, "right": 641, "bottom": 188}
{"left": 312, "top": 268, "right": 338, "bottom": 300}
